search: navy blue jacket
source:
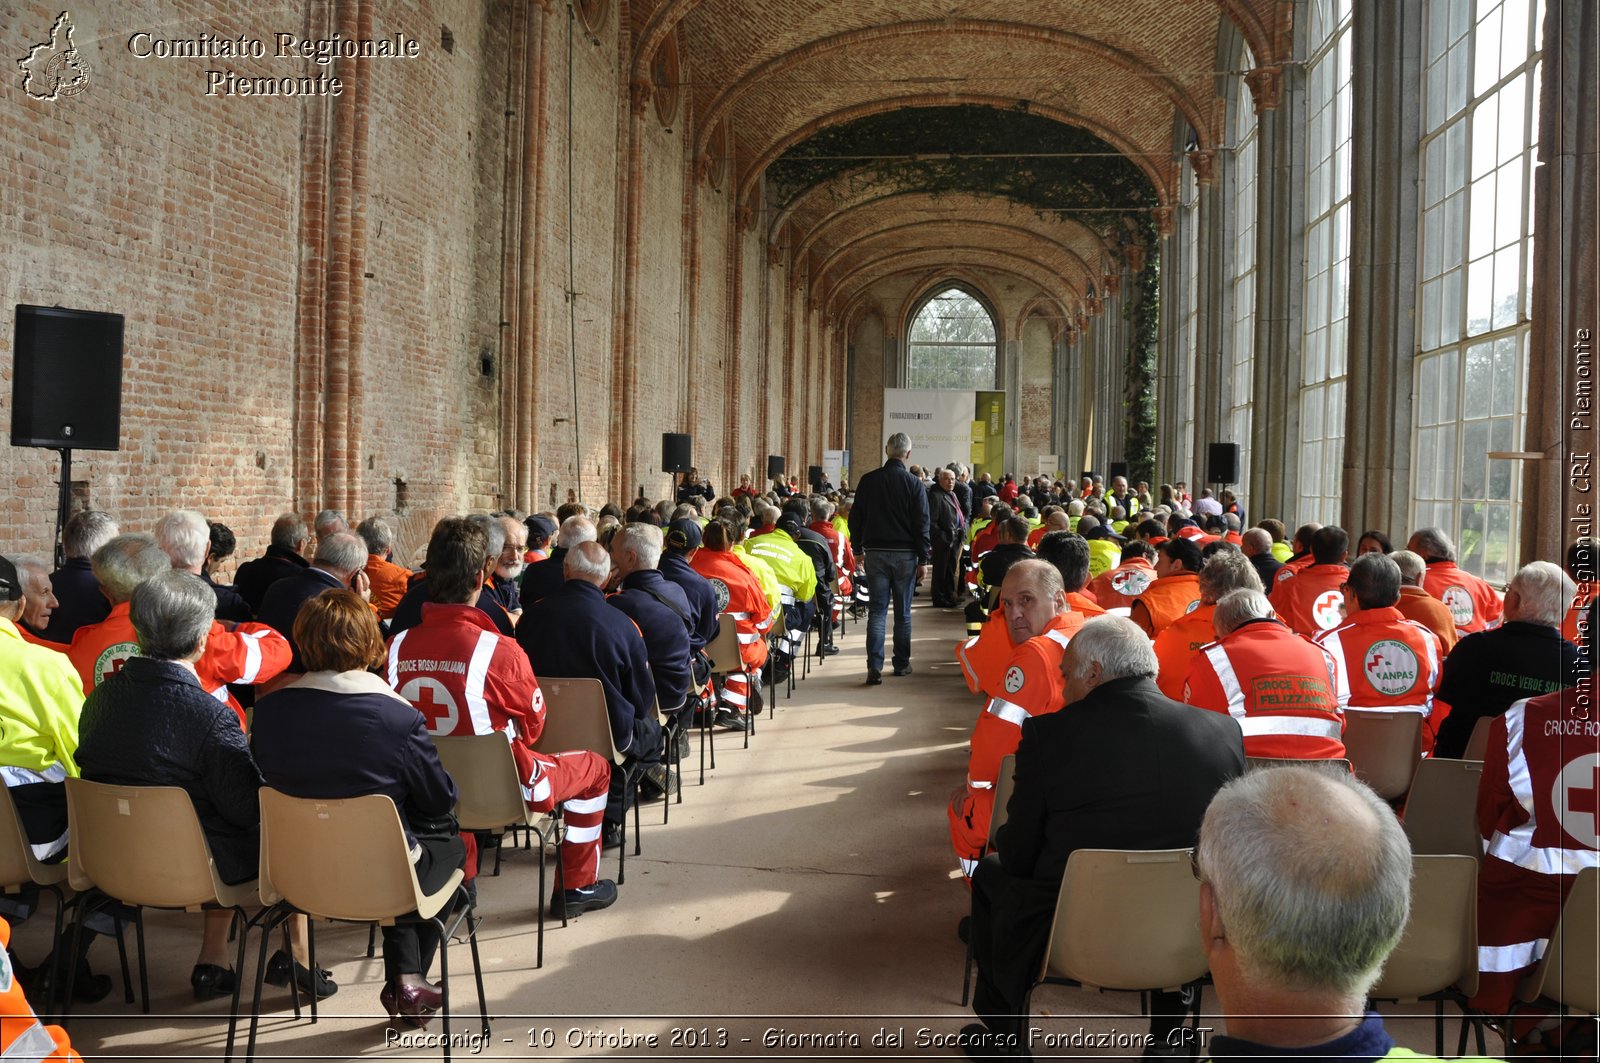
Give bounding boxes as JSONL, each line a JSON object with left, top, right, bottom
{"left": 520, "top": 547, "right": 569, "bottom": 606}
{"left": 234, "top": 544, "right": 311, "bottom": 614}
{"left": 202, "top": 570, "right": 253, "bottom": 623}
{"left": 258, "top": 566, "right": 347, "bottom": 672}
{"left": 43, "top": 557, "right": 110, "bottom": 644}
{"left": 659, "top": 552, "right": 719, "bottom": 654}
{"left": 387, "top": 577, "right": 513, "bottom": 638}
{"left": 519, "top": 580, "right": 655, "bottom": 753}
{"left": 849, "top": 457, "right": 931, "bottom": 564}
{"left": 609, "top": 570, "right": 693, "bottom": 713}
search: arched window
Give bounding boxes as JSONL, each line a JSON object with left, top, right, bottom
{"left": 906, "top": 286, "right": 998, "bottom": 389}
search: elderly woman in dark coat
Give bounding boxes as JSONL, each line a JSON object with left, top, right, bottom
{"left": 76, "top": 570, "right": 332, "bottom": 1001}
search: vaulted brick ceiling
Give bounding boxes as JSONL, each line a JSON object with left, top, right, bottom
{"left": 634, "top": 0, "right": 1286, "bottom": 321}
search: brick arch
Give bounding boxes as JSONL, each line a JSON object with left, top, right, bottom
{"left": 630, "top": 0, "right": 705, "bottom": 86}
{"left": 899, "top": 274, "right": 1007, "bottom": 350}
{"left": 816, "top": 218, "right": 1098, "bottom": 296}
{"left": 826, "top": 246, "right": 1082, "bottom": 312}
{"left": 1015, "top": 294, "right": 1074, "bottom": 342}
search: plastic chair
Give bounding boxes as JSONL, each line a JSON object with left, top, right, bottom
{"left": 1505, "top": 865, "right": 1600, "bottom": 1052}
{"left": 704, "top": 612, "right": 748, "bottom": 758}
{"left": 62, "top": 779, "right": 263, "bottom": 1060}
{"left": 1462, "top": 716, "right": 1494, "bottom": 761}
{"left": 253, "top": 789, "right": 487, "bottom": 1061}
{"left": 0, "top": 784, "right": 132, "bottom": 1020}
{"left": 1343, "top": 710, "right": 1425, "bottom": 800}
{"left": 534, "top": 677, "right": 641, "bottom": 884}
{"left": 1245, "top": 756, "right": 1353, "bottom": 777}
{"left": 1370, "top": 854, "right": 1482, "bottom": 1056}
{"left": 1402, "top": 758, "right": 1485, "bottom": 859}
{"left": 1021, "top": 849, "right": 1209, "bottom": 1042}
{"left": 960, "top": 753, "right": 1015, "bottom": 1007}
{"left": 433, "top": 734, "right": 562, "bottom": 969}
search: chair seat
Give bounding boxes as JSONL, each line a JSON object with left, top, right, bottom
{"left": 213, "top": 876, "right": 261, "bottom": 911}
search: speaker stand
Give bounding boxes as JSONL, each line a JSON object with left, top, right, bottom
{"left": 54, "top": 448, "right": 73, "bottom": 569}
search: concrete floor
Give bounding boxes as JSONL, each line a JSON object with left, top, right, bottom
{"left": 26, "top": 598, "right": 1464, "bottom": 1060}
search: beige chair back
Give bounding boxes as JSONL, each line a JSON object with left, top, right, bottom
{"left": 705, "top": 614, "right": 743, "bottom": 676}
{"left": 1343, "top": 710, "right": 1424, "bottom": 799}
{"left": 434, "top": 733, "right": 534, "bottom": 831}
{"left": 1403, "top": 758, "right": 1484, "bottom": 858}
{"left": 1522, "top": 865, "right": 1599, "bottom": 1013}
{"left": 1246, "top": 757, "right": 1353, "bottom": 777}
{"left": 64, "top": 778, "right": 251, "bottom": 910}
{"left": 0, "top": 785, "right": 66, "bottom": 891}
{"left": 1044, "top": 849, "right": 1207, "bottom": 992}
{"left": 258, "top": 788, "right": 458, "bottom": 923}
{"left": 535, "top": 677, "right": 623, "bottom": 765}
{"left": 1373, "top": 854, "right": 1478, "bottom": 1000}
{"left": 988, "top": 755, "right": 1016, "bottom": 849}
{"left": 1462, "top": 716, "right": 1494, "bottom": 761}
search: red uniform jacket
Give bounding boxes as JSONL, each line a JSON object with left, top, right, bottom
{"left": 1130, "top": 572, "right": 1202, "bottom": 636}
{"left": 1315, "top": 607, "right": 1444, "bottom": 751}
{"left": 1269, "top": 562, "right": 1349, "bottom": 637}
{"left": 1087, "top": 557, "right": 1157, "bottom": 606}
{"left": 1421, "top": 559, "right": 1504, "bottom": 635}
{"left": 1184, "top": 618, "right": 1347, "bottom": 759}
{"left": 690, "top": 549, "right": 774, "bottom": 671}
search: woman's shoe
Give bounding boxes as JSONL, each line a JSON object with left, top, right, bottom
{"left": 264, "top": 949, "right": 338, "bottom": 999}
{"left": 191, "top": 964, "right": 236, "bottom": 1002}
{"left": 379, "top": 980, "right": 442, "bottom": 1029}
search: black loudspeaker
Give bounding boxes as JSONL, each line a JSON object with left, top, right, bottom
{"left": 11, "top": 305, "right": 124, "bottom": 451}
{"left": 1207, "top": 442, "right": 1241, "bottom": 485}
{"left": 1108, "top": 461, "right": 1129, "bottom": 481}
{"left": 661, "top": 432, "right": 691, "bottom": 473}
{"left": 808, "top": 465, "right": 824, "bottom": 490}
{"left": 767, "top": 454, "right": 785, "bottom": 479}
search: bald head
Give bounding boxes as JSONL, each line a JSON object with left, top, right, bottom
{"left": 563, "top": 540, "right": 612, "bottom": 585}
{"left": 1240, "top": 528, "right": 1273, "bottom": 557}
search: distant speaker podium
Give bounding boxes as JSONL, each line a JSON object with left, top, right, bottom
{"left": 766, "top": 455, "right": 785, "bottom": 480}
{"left": 661, "top": 432, "right": 691, "bottom": 473}
{"left": 12, "top": 304, "right": 125, "bottom": 567}
{"left": 1206, "top": 442, "right": 1240, "bottom": 485}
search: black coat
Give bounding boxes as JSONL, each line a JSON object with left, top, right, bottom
{"left": 929, "top": 485, "right": 964, "bottom": 546}
{"left": 43, "top": 558, "right": 110, "bottom": 644}
{"left": 234, "top": 545, "right": 311, "bottom": 614}
{"left": 1432, "top": 622, "right": 1580, "bottom": 758}
{"left": 257, "top": 566, "right": 348, "bottom": 671}
{"left": 520, "top": 547, "right": 569, "bottom": 606}
{"left": 77, "top": 657, "right": 263, "bottom": 885}
{"left": 848, "top": 457, "right": 931, "bottom": 564}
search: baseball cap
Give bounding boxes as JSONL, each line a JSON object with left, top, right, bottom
{"left": 0, "top": 557, "right": 21, "bottom": 602}
{"left": 665, "top": 518, "right": 702, "bottom": 552}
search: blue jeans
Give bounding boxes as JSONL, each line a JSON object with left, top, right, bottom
{"left": 865, "top": 550, "right": 917, "bottom": 673}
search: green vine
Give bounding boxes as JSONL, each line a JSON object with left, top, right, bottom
{"left": 1122, "top": 219, "right": 1159, "bottom": 486}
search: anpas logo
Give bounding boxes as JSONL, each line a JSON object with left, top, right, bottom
{"left": 1312, "top": 590, "right": 1345, "bottom": 630}
{"left": 18, "top": 12, "right": 92, "bottom": 100}
{"left": 1363, "top": 639, "right": 1419, "bottom": 697}
{"left": 1441, "top": 586, "right": 1474, "bottom": 627}
{"left": 1110, "top": 569, "right": 1151, "bottom": 596}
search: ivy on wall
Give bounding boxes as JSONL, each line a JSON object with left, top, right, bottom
{"left": 768, "top": 104, "right": 1161, "bottom": 471}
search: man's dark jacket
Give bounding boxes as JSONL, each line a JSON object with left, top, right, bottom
{"left": 234, "top": 544, "right": 311, "bottom": 614}
{"left": 609, "top": 570, "right": 694, "bottom": 714}
{"left": 520, "top": 546, "right": 570, "bottom": 606}
{"left": 258, "top": 566, "right": 347, "bottom": 672}
{"left": 1432, "top": 622, "right": 1580, "bottom": 758}
{"left": 659, "top": 552, "right": 719, "bottom": 654}
{"left": 848, "top": 457, "right": 931, "bottom": 564}
{"left": 43, "top": 557, "right": 110, "bottom": 644}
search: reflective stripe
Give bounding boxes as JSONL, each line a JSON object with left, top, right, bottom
{"left": 387, "top": 630, "right": 408, "bottom": 686}
{"left": 1042, "top": 629, "right": 1071, "bottom": 649}
{"left": 30, "top": 827, "right": 69, "bottom": 863}
{"left": 1237, "top": 715, "right": 1344, "bottom": 741}
{"left": 1204, "top": 643, "right": 1248, "bottom": 719}
{"left": 564, "top": 822, "right": 603, "bottom": 844}
{"left": 780, "top": 589, "right": 796, "bottom": 605}
{"left": 1478, "top": 939, "right": 1548, "bottom": 973}
{"left": 0, "top": 763, "right": 66, "bottom": 787}
{"left": 1, "top": 1022, "right": 62, "bottom": 1060}
{"left": 957, "top": 637, "right": 980, "bottom": 688}
{"left": 528, "top": 776, "right": 552, "bottom": 805}
{"left": 967, "top": 778, "right": 994, "bottom": 790}
{"left": 736, "top": 632, "right": 761, "bottom": 644}
{"left": 1350, "top": 703, "right": 1431, "bottom": 714}
{"left": 237, "top": 629, "right": 265, "bottom": 683}
{"left": 1319, "top": 629, "right": 1349, "bottom": 710}
{"left": 1486, "top": 830, "right": 1600, "bottom": 875}
{"left": 959, "top": 857, "right": 978, "bottom": 877}
{"left": 463, "top": 631, "right": 499, "bottom": 735}
{"left": 985, "top": 697, "right": 1028, "bottom": 727}
{"left": 565, "top": 793, "right": 609, "bottom": 815}
{"left": 726, "top": 611, "right": 751, "bottom": 620}
{"left": 1327, "top": 642, "right": 1350, "bottom": 710}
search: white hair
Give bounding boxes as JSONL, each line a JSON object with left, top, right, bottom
{"left": 314, "top": 509, "right": 349, "bottom": 537}
{"left": 1509, "top": 560, "right": 1576, "bottom": 628}
{"left": 556, "top": 516, "right": 597, "bottom": 550}
{"left": 1062, "top": 615, "right": 1158, "bottom": 681}
{"left": 563, "top": 540, "right": 611, "bottom": 583}
{"left": 1214, "top": 588, "right": 1276, "bottom": 636}
{"left": 1407, "top": 527, "right": 1456, "bottom": 562}
{"left": 613, "top": 523, "right": 663, "bottom": 570}
{"left": 154, "top": 509, "right": 211, "bottom": 570}
{"left": 312, "top": 531, "right": 368, "bottom": 579}
{"left": 63, "top": 510, "right": 118, "bottom": 560}
{"left": 1391, "top": 549, "right": 1426, "bottom": 585}
{"left": 886, "top": 432, "right": 912, "bottom": 458}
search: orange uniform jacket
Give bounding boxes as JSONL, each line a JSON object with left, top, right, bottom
{"left": 1269, "top": 562, "right": 1349, "bottom": 637}
{"left": 1129, "top": 572, "right": 1202, "bottom": 636}
{"left": 0, "top": 917, "right": 81, "bottom": 1060}
{"left": 1066, "top": 591, "right": 1106, "bottom": 617}
{"left": 1314, "top": 607, "right": 1444, "bottom": 751}
{"left": 1183, "top": 618, "right": 1347, "bottom": 759}
{"left": 1395, "top": 585, "right": 1460, "bottom": 653}
{"left": 1420, "top": 559, "right": 1503, "bottom": 635}
{"left": 1154, "top": 603, "right": 1217, "bottom": 700}
{"left": 948, "top": 613, "right": 1076, "bottom": 875}
{"left": 65, "top": 603, "right": 291, "bottom": 728}
{"left": 1270, "top": 552, "right": 1315, "bottom": 589}
{"left": 1087, "top": 557, "right": 1157, "bottom": 607}
{"left": 691, "top": 549, "right": 774, "bottom": 671}
{"left": 364, "top": 553, "right": 413, "bottom": 620}
{"left": 956, "top": 609, "right": 1088, "bottom": 696}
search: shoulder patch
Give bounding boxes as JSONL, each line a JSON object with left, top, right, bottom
{"left": 1003, "top": 666, "right": 1025, "bottom": 695}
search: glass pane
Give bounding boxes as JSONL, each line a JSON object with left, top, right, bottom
{"left": 1442, "top": 192, "right": 1466, "bottom": 269}
{"left": 1493, "top": 335, "right": 1518, "bottom": 415}
{"left": 1421, "top": 279, "right": 1442, "bottom": 351}
{"left": 1461, "top": 421, "right": 1489, "bottom": 496}
{"left": 1501, "top": 0, "right": 1530, "bottom": 75}
{"left": 1329, "top": 317, "right": 1348, "bottom": 377}
{"left": 1497, "top": 75, "right": 1526, "bottom": 166}
{"left": 1466, "top": 255, "right": 1494, "bottom": 336}
{"left": 1417, "top": 428, "right": 1439, "bottom": 498}
{"left": 1464, "top": 341, "right": 1493, "bottom": 418}
{"left": 1422, "top": 205, "right": 1443, "bottom": 278}
{"left": 1446, "top": 120, "right": 1468, "bottom": 194}
{"left": 1492, "top": 245, "right": 1522, "bottom": 329}
{"left": 1433, "top": 423, "right": 1457, "bottom": 500}
{"left": 1469, "top": 172, "right": 1497, "bottom": 260}
{"left": 1495, "top": 158, "right": 1524, "bottom": 250}
{"left": 1484, "top": 505, "right": 1512, "bottom": 584}
{"left": 1419, "top": 356, "right": 1442, "bottom": 426}
{"left": 1440, "top": 268, "right": 1463, "bottom": 344}
{"left": 1448, "top": 41, "right": 1469, "bottom": 113}
{"left": 1488, "top": 421, "right": 1514, "bottom": 499}
{"left": 1438, "top": 349, "right": 1459, "bottom": 423}
{"left": 1475, "top": 6, "right": 1503, "bottom": 95}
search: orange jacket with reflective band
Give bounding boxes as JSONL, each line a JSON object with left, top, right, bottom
{"left": 1066, "top": 591, "right": 1106, "bottom": 617}
{"left": 1270, "top": 552, "right": 1315, "bottom": 589}
{"left": 1088, "top": 557, "right": 1157, "bottom": 605}
{"left": 0, "top": 917, "right": 82, "bottom": 1061}
{"left": 65, "top": 604, "right": 290, "bottom": 728}
{"left": 1394, "top": 586, "right": 1460, "bottom": 653}
{"left": 1183, "top": 619, "right": 1347, "bottom": 759}
{"left": 1129, "top": 572, "right": 1202, "bottom": 636}
{"left": 1269, "top": 562, "right": 1350, "bottom": 637}
{"left": 1314, "top": 607, "right": 1444, "bottom": 751}
{"left": 1420, "top": 560, "right": 1504, "bottom": 635}
{"left": 691, "top": 549, "right": 774, "bottom": 671}
{"left": 1154, "top": 604, "right": 1217, "bottom": 700}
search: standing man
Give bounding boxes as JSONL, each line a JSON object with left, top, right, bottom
{"left": 848, "top": 433, "right": 930, "bottom": 685}
{"left": 928, "top": 468, "right": 965, "bottom": 608}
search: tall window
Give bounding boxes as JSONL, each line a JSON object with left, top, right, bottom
{"left": 907, "top": 286, "right": 998, "bottom": 389}
{"left": 1171, "top": 153, "right": 1200, "bottom": 481}
{"left": 1299, "top": 0, "right": 1353, "bottom": 526}
{"left": 1228, "top": 50, "right": 1259, "bottom": 491}
{"left": 1414, "top": 0, "right": 1541, "bottom": 582}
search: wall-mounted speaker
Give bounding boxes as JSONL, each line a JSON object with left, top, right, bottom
{"left": 766, "top": 455, "right": 785, "bottom": 479}
{"left": 11, "top": 305, "right": 124, "bottom": 451}
{"left": 662, "top": 432, "right": 691, "bottom": 473}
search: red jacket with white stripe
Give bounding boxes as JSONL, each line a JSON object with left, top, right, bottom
{"left": 691, "top": 549, "right": 775, "bottom": 670}
{"left": 963, "top": 614, "right": 1075, "bottom": 792}
{"left": 1269, "top": 562, "right": 1349, "bottom": 637}
{"left": 1314, "top": 607, "right": 1444, "bottom": 748}
{"left": 1183, "top": 618, "right": 1347, "bottom": 759}
{"left": 64, "top": 602, "right": 289, "bottom": 728}
{"left": 1421, "top": 559, "right": 1504, "bottom": 635}
{"left": 387, "top": 602, "right": 551, "bottom": 800}
{"left": 1472, "top": 684, "right": 1600, "bottom": 1011}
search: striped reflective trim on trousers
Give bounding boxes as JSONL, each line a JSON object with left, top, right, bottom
{"left": 1478, "top": 938, "right": 1548, "bottom": 973}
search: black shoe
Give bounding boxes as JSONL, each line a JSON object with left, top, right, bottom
{"left": 712, "top": 710, "right": 748, "bottom": 732}
{"left": 817, "top": 643, "right": 839, "bottom": 657}
{"left": 191, "top": 963, "right": 236, "bottom": 1002}
{"left": 957, "top": 915, "right": 971, "bottom": 946}
{"left": 264, "top": 948, "right": 338, "bottom": 999}
{"left": 32, "top": 957, "right": 112, "bottom": 1005}
{"left": 601, "top": 823, "right": 622, "bottom": 850}
{"left": 638, "top": 763, "right": 679, "bottom": 800}
{"left": 865, "top": 671, "right": 882, "bottom": 686}
{"left": 549, "top": 879, "right": 618, "bottom": 919}
{"left": 892, "top": 663, "right": 913, "bottom": 677}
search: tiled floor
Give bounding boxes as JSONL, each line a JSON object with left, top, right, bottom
{"left": 26, "top": 599, "right": 1472, "bottom": 1060}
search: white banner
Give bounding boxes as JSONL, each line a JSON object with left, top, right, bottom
{"left": 823, "top": 449, "right": 848, "bottom": 488}
{"left": 882, "top": 389, "right": 975, "bottom": 473}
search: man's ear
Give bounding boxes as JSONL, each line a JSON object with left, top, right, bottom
{"left": 1199, "top": 880, "right": 1226, "bottom": 950}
